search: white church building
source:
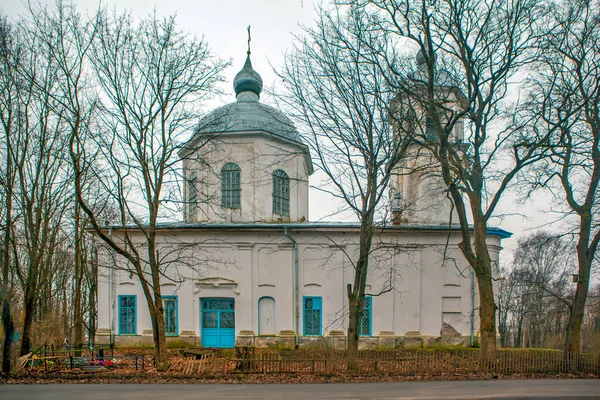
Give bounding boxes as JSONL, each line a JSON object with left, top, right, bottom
{"left": 95, "top": 53, "right": 510, "bottom": 349}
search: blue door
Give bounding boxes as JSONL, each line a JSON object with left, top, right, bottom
{"left": 201, "top": 298, "right": 235, "bottom": 348}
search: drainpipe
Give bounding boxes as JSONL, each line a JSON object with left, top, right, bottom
{"left": 284, "top": 227, "right": 300, "bottom": 348}
{"left": 470, "top": 270, "right": 475, "bottom": 346}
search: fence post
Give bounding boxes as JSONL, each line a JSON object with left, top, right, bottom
{"left": 135, "top": 356, "right": 138, "bottom": 372}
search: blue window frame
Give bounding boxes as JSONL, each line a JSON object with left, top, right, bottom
{"left": 272, "top": 169, "right": 290, "bottom": 216}
{"left": 118, "top": 295, "right": 136, "bottom": 335}
{"left": 162, "top": 296, "right": 178, "bottom": 336}
{"left": 303, "top": 296, "right": 322, "bottom": 336}
{"left": 360, "top": 296, "right": 372, "bottom": 336}
{"left": 221, "top": 162, "right": 241, "bottom": 209}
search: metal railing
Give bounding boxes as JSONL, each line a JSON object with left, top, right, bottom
{"left": 167, "top": 349, "right": 600, "bottom": 376}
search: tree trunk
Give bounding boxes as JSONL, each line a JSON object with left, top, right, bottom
{"left": 20, "top": 290, "right": 36, "bottom": 356}
{"left": 346, "top": 221, "right": 373, "bottom": 353}
{"left": 515, "top": 314, "right": 524, "bottom": 348}
{"left": 136, "top": 277, "right": 168, "bottom": 364}
{"left": 87, "top": 245, "right": 98, "bottom": 347}
{"left": 477, "top": 273, "right": 496, "bottom": 359}
{"left": 72, "top": 203, "right": 84, "bottom": 349}
{"left": 347, "top": 285, "right": 359, "bottom": 353}
{"left": 146, "top": 230, "right": 168, "bottom": 364}
{"left": 72, "top": 283, "right": 83, "bottom": 348}
{"left": 1, "top": 178, "right": 14, "bottom": 374}
{"left": 1, "top": 125, "right": 14, "bottom": 374}
{"left": 1, "top": 298, "right": 14, "bottom": 375}
{"left": 152, "top": 297, "right": 168, "bottom": 363}
{"left": 565, "top": 215, "right": 594, "bottom": 353}
{"left": 470, "top": 213, "right": 497, "bottom": 359}
{"left": 564, "top": 256, "right": 591, "bottom": 352}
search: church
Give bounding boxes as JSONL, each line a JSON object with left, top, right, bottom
{"left": 95, "top": 51, "right": 510, "bottom": 350}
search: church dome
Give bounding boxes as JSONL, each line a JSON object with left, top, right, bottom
{"left": 412, "top": 48, "right": 460, "bottom": 89}
{"left": 195, "top": 55, "right": 304, "bottom": 145}
{"left": 233, "top": 56, "right": 263, "bottom": 97}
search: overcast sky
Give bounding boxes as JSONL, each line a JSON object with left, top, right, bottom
{"left": 2, "top": 0, "right": 318, "bottom": 97}
{"left": 2, "top": 0, "right": 561, "bottom": 266}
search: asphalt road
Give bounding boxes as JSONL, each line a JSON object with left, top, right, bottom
{"left": 1, "top": 379, "right": 599, "bottom": 399}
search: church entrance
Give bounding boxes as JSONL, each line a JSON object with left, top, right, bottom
{"left": 200, "top": 298, "right": 235, "bottom": 348}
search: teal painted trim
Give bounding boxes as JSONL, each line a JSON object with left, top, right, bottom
{"left": 303, "top": 296, "right": 322, "bottom": 336}
{"left": 360, "top": 296, "right": 372, "bottom": 337}
{"left": 118, "top": 295, "right": 136, "bottom": 335}
{"left": 486, "top": 226, "right": 513, "bottom": 239}
{"left": 200, "top": 298, "right": 236, "bottom": 348}
{"left": 162, "top": 295, "right": 178, "bottom": 336}
{"left": 258, "top": 296, "right": 274, "bottom": 335}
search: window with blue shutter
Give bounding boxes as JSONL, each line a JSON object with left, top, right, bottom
{"left": 118, "top": 295, "right": 136, "bottom": 335}
{"left": 303, "top": 296, "right": 322, "bottom": 336}
{"left": 162, "top": 296, "right": 178, "bottom": 336}
{"left": 360, "top": 296, "right": 372, "bottom": 336}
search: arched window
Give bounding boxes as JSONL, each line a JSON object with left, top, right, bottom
{"left": 272, "top": 169, "right": 290, "bottom": 216}
{"left": 188, "top": 171, "right": 198, "bottom": 217}
{"left": 221, "top": 162, "right": 241, "bottom": 209}
{"left": 453, "top": 120, "right": 464, "bottom": 143}
{"left": 425, "top": 110, "right": 439, "bottom": 142}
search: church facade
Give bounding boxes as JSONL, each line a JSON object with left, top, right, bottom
{"left": 95, "top": 54, "right": 510, "bottom": 349}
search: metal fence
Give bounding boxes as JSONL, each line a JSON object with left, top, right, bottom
{"left": 168, "top": 349, "right": 600, "bottom": 376}
{"left": 24, "top": 345, "right": 151, "bottom": 373}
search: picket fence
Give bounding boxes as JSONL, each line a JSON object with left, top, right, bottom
{"left": 170, "top": 349, "right": 600, "bottom": 376}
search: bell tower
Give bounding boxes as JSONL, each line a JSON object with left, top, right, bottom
{"left": 391, "top": 50, "right": 465, "bottom": 226}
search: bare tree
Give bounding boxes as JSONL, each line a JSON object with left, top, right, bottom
{"left": 0, "top": 14, "right": 18, "bottom": 374}
{"left": 278, "top": 5, "right": 410, "bottom": 351}
{"left": 0, "top": 6, "right": 76, "bottom": 356}
{"left": 513, "top": 232, "right": 573, "bottom": 347}
{"left": 526, "top": 0, "right": 600, "bottom": 352}
{"left": 360, "top": 0, "right": 547, "bottom": 357}
{"left": 18, "top": 0, "right": 99, "bottom": 356}
{"left": 70, "top": 9, "right": 228, "bottom": 363}
{"left": 498, "top": 232, "right": 573, "bottom": 348}
{"left": 497, "top": 265, "right": 515, "bottom": 348}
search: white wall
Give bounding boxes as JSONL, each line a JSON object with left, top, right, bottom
{"left": 96, "top": 227, "right": 502, "bottom": 343}
{"left": 184, "top": 133, "right": 311, "bottom": 224}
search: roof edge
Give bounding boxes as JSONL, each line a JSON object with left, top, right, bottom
{"left": 94, "top": 221, "right": 512, "bottom": 239}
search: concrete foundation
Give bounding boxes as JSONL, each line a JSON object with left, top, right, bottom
{"left": 95, "top": 328, "right": 111, "bottom": 345}
{"left": 404, "top": 331, "right": 423, "bottom": 348}
{"left": 236, "top": 330, "right": 256, "bottom": 347}
{"left": 255, "top": 336, "right": 279, "bottom": 348}
{"left": 325, "top": 331, "right": 346, "bottom": 350}
{"left": 358, "top": 337, "right": 378, "bottom": 350}
{"left": 277, "top": 330, "right": 296, "bottom": 349}
{"left": 378, "top": 331, "right": 396, "bottom": 349}
{"left": 101, "top": 329, "right": 479, "bottom": 350}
